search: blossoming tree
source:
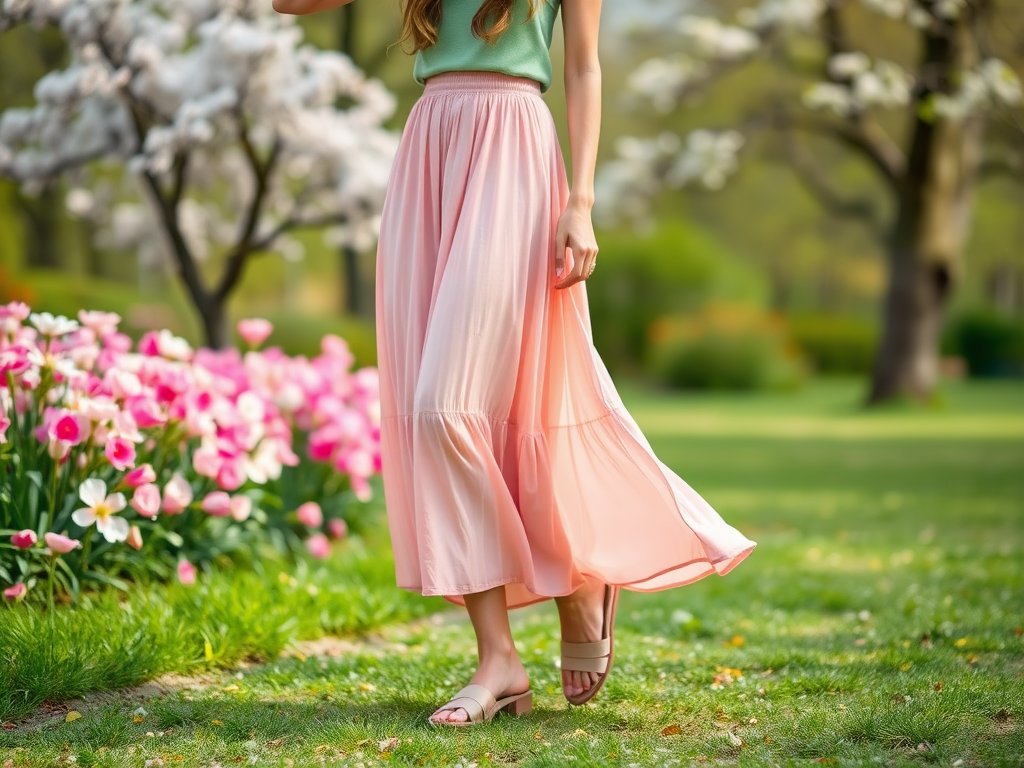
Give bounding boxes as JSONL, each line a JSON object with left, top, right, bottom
{"left": 0, "top": 0, "right": 397, "bottom": 347}
{"left": 595, "top": 0, "right": 1023, "bottom": 403}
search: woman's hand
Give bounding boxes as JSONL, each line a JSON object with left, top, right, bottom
{"left": 553, "top": 196, "right": 599, "bottom": 290}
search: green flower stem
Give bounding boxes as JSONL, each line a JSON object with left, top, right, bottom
{"left": 81, "top": 527, "right": 94, "bottom": 571}
{"left": 46, "top": 555, "right": 57, "bottom": 625}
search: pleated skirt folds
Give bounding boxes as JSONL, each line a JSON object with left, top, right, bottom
{"left": 374, "top": 70, "right": 756, "bottom": 610}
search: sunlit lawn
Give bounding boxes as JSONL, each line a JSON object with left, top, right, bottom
{"left": 1, "top": 378, "right": 1021, "bottom": 767}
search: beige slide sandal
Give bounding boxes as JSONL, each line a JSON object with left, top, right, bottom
{"left": 560, "top": 583, "right": 620, "bottom": 706}
{"left": 428, "top": 683, "right": 533, "bottom": 727}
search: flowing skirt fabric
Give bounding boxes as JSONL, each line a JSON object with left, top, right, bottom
{"left": 374, "top": 70, "right": 756, "bottom": 609}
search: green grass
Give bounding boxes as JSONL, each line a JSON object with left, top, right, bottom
{"left": 1, "top": 378, "right": 1022, "bottom": 767}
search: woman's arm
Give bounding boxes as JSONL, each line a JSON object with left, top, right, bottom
{"left": 553, "top": 0, "right": 603, "bottom": 289}
{"left": 272, "top": 0, "right": 356, "bottom": 17}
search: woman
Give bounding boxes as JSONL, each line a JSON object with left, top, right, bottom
{"left": 273, "top": 0, "right": 757, "bottom": 726}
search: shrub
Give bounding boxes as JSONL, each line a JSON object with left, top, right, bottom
{"left": 645, "top": 302, "right": 806, "bottom": 391}
{"left": 0, "top": 303, "right": 380, "bottom": 606}
{"left": 587, "top": 222, "right": 767, "bottom": 375}
{"left": 942, "top": 310, "right": 1024, "bottom": 378}
{"left": 787, "top": 314, "right": 878, "bottom": 375}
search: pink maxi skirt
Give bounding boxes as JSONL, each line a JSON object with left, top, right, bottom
{"left": 374, "top": 70, "right": 756, "bottom": 610}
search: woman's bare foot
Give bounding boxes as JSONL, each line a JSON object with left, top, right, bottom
{"left": 554, "top": 575, "right": 607, "bottom": 700}
{"left": 429, "top": 649, "right": 531, "bottom": 724}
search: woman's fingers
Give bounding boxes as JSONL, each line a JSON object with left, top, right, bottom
{"left": 554, "top": 242, "right": 598, "bottom": 289}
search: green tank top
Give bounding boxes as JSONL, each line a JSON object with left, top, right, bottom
{"left": 413, "top": 0, "right": 561, "bottom": 93}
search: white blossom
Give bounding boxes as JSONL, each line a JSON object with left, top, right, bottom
{"left": 626, "top": 56, "right": 708, "bottom": 113}
{"left": 740, "top": 0, "right": 825, "bottom": 31}
{"left": 803, "top": 82, "right": 857, "bottom": 116}
{"left": 667, "top": 130, "right": 745, "bottom": 191}
{"left": 828, "top": 52, "right": 871, "bottom": 81}
{"left": 0, "top": 0, "right": 398, "bottom": 271}
{"left": 860, "top": 0, "right": 907, "bottom": 18}
{"left": 677, "top": 16, "right": 760, "bottom": 60}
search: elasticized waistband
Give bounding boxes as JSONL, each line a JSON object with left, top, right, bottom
{"left": 422, "top": 70, "right": 542, "bottom": 96}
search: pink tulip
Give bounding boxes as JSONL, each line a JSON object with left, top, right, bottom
{"left": 44, "top": 532, "right": 82, "bottom": 554}
{"left": 137, "top": 331, "right": 161, "bottom": 357}
{"left": 191, "top": 444, "right": 222, "bottom": 478}
{"left": 216, "top": 459, "right": 246, "bottom": 491}
{"left": 105, "top": 435, "right": 136, "bottom": 471}
{"left": 11, "top": 529, "right": 37, "bottom": 549}
{"left": 130, "top": 484, "right": 161, "bottom": 519}
{"left": 237, "top": 319, "right": 273, "bottom": 348}
{"left": 296, "top": 502, "right": 323, "bottom": 528}
{"left": 352, "top": 475, "right": 372, "bottom": 502}
{"left": 162, "top": 473, "right": 193, "bottom": 514}
{"left": 3, "top": 582, "right": 27, "bottom": 601}
{"left": 126, "top": 396, "right": 166, "bottom": 428}
{"left": 50, "top": 412, "right": 85, "bottom": 446}
{"left": 305, "top": 533, "right": 331, "bottom": 559}
{"left": 124, "top": 464, "right": 156, "bottom": 488}
{"left": 177, "top": 559, "right": 196, "bottom": 585}
{"left": 2, "top": 301, "right": 30, "bottom": 322}
{"left": 77, "top": 310, "right": 122, "bottom": 336}
{"left": 0, "top": 414, "right": 10, "bottom": 444}
{"left": 326, "top": 518, "right": 348, "bottom": 540}
{"left": 229, "top": 495, "right": 252, "bottom": 522}
{"left": 201, "top": 491, "right": 232, "bottom": 516}
{"left": 112, "top": 410, "right": 143, "bottom": 443}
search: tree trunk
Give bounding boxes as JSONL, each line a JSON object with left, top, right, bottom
{"left": 867, "top": 12, "right": 985, "bottom": 404}
{"left": 16, "top": 186, "right": 61, "bottom": 270}
{"left": 197, "top": 295, "right": 229, "bottom": 349}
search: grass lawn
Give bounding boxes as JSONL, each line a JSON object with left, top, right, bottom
{"left": 1, "top": 378, "right": 1021, "bottom": 767}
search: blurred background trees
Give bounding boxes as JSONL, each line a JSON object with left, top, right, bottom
{"left": 1, "top": 0, "right": 1022, "bottom": 396}
{"left": 594, "top": 0, "right": 1024, "bottom": 403}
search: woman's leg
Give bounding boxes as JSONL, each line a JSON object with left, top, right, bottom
{"left": 554, "top": 575, "right": 608, "bottom": 699}
{"left": 429, "top": 585, "right": 532, "bottom": 723}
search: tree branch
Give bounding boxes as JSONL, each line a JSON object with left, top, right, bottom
{"left": 213, "top": 120, "right": 282, "bottom": 301}
{"left": 778, "top": 127, "right": 884, "bottom": 234}
{"left": 779, "top": 109, "right": 905, "bottom": 189}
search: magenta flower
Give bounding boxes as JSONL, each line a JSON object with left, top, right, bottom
{"left": 50, "top": 411, "right": 86, "bottom": 446}
{"left": 177, "top": 559, "right": 196, "bottom": 585}
{"left": 305, "top": 533, "right": 331, "bottom": 559}
{"left": 326, "top": 518, "right": 348, "bottom": 540}
{"left": 0, "top": 414, "right": 10, "bottom": 444}
{"left": 201, "top": 491, "right": 232, "bottom": 516}
{"left": 3, "top": 582, "right": 27, "bottom": 601}
{"left": 126, "top": 396, "right": 166, "bottom": 428}
{"left": 105, "top": 435, "right": 136, "bottom": 471}
{"left": 230, "top": 495, "right": 252, "bottom": 522}
{"left": 216, "top": 459, "right": 246, "bottom": 491}
{"left": 162, "top": 473, "right": 193, "bottom": 515}
{"left": 44, "top": 532, "right": 82, "bottom": 554}
{"left": 130, "top": 484, "right": 161, "bottom": 519}
{"left": 296, "top": 502, "right": 323, "bottom": 528}
{"left": 237, "top": 318, "right": 274, "bottom": 348}
{"left": 124, "top": 463, "right": 157, "bottom": 488}
{"left": 11, "top": 529, "right": 37, "bottom": 549}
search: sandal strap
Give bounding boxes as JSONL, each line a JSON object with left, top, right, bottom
{"left": 560, "top": 637, "right": 610, "bottom": 658}
{"left": 436, "top": 684, "right": 497, "bottom": 723}
{"left": 561, "top": 655, "right": 609, "bottom": 673}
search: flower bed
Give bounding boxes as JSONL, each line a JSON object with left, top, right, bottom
{"left": 0, "top": 303, "right": 381, "bottom": 606}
